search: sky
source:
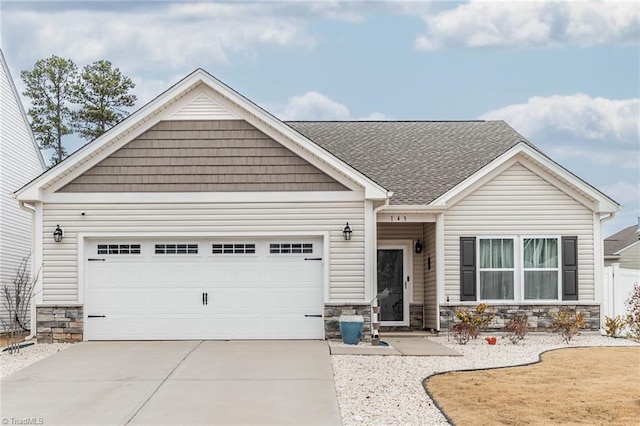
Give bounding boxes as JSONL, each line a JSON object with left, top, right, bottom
{"left": 1, "top": 0, "right": 638, "bottom": 236}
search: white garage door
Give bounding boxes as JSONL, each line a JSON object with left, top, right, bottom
{"left": 85, "top": 238, "right": 324, "bottom": 340}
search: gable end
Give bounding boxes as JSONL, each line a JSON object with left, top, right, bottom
{"left": 57, "top": 120, "right": 349, "bottom": 192}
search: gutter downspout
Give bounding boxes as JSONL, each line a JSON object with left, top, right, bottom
{"left": 369, "top": 196, "right": 390, "bottom": 340}
{"left": 371, "top": 196, "right": 390, "bottom": 296}
{"left": 18, "top": 201, "right": 37, "bottom": 341}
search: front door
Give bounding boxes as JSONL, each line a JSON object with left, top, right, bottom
{"left": 377, "top": 244, "right": 410, "bottom": 326}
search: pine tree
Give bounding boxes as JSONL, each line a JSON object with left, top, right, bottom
{"left": 21, "top": 55, "right": 77, "bottom": 164}
{"left": 73, "top": 60, "right": 137, "bottom": 140}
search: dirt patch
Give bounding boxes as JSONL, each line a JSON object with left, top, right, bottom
{"left": 425, "top": 346, "right": 640, "bottom": 426}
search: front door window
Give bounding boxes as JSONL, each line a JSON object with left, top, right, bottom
{"left": 377, "top": 248, "right": 405, "bottom": 323}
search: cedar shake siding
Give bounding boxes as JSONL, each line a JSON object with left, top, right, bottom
{"left": 58, "top": 120, "right": 348, "bottom": 193}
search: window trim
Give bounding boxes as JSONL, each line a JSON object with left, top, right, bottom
{"left": 475, "top": 235, "right": 562, "bottom": 302}
{"left": 477, "top": 236, "right": 517, "bottom": 301}
{"left": 521, "top": 236, "right": 562, "bottom": 301}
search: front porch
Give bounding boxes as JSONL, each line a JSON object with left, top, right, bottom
{"left": 375, "top": 219, "right": 439, "bottom": 333}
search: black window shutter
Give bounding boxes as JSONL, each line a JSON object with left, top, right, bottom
{"left": 562, "top": 236, "right": 578, "bottom": 301}
{"left": 460, "top": 237, "right": 477, "bottom": 301}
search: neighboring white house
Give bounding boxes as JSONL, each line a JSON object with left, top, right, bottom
{"left": 0, "top": 50, "right": 47, "bottom": 331}
{"left": 14, "top": 69, "right": 619, "bottom": 342}
{"left": 604, "top": 223, "right": 640, "bottom": 270}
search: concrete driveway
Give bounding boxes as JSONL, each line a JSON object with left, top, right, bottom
{"left": 1, "top": 341, "right": 341, "bottom": 426}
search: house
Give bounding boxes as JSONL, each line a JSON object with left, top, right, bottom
{"left": 14, "top": 69, "right": 619, "bottom": 342}
{"left": 604, "top": 223, "right": 640, "bottom": 270}
{"left": 0, "top": 50, "right": 47, "bottom": 331}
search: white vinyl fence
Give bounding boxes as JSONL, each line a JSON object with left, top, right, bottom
{"left": 602, "top": 264, "right": 640, "bottom": 329}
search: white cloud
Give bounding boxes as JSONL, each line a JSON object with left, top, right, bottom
{"left": 277, "top": 91, "right": 388, "bottom": 121}
{"left": 361, "top": 111, "right": 391, "bottom": 121}
{"left": 480, "top": 94, "right": 640, "bottom": 147}
{"left": 129, "top": 74, "right": 187, "bottom": 106}
{"left": 416, "top": 1, "right": 640, "bottom": 50}
{"left": 4, "top": 3, "right": 314, "bottom": 72}
{"left": 280, "top": 92, "right": 351, "bottom": 120}
{"left": 308, "top": 1, "right": 366, "bottom": 23}
{"left": 599, "top": 181, "right": 640, "bottom": 207}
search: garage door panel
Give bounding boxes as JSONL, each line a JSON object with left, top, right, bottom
{"left": 86, "top": 238, "right": 323, "bottom": 340}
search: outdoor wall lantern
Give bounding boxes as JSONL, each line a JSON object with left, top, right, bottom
{"left": 415, "top": 240, "right": 423, "bottom": 254}
{"left": 53, "top": 225, "right": 63, "bottom": 243}
{"left": 342, "top": 223, "right": 352, "bottom": 241}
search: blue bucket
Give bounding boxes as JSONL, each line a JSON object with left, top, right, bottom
{"left": 339, "top": 320, "right": 363, "bottom": 345}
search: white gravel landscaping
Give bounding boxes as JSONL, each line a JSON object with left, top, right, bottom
{"left": 1, "top": 341, "right": 72, "bottom": 379}
{"left": 331, "top": 332, "right": 640, "bottom": 426}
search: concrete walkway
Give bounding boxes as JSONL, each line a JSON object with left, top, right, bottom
{"left": 329, "top": 337, "right": 461, "bottom": 356}
{"left": 1, "top": 341, "right": 341, "bottom": 426}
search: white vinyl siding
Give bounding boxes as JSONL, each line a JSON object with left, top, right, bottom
{"left": 0, "top": 56, "right": 45, "bottom": 326}
{"left": 42, "top": 201, "right": 364, "bottom": 303}
{"left": 444, "top": 163, "right": 595, "bottom": 302}
{"left": 423, "top": 223, "right": 437, "bottom": 329}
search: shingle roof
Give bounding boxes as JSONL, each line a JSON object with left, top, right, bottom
{"left": 286, "top": 120, "right": 532, "bottom": 205}
{"left": 604, "top": 224, "right": 640, "bottom": 256}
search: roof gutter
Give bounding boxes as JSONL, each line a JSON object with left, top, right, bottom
{"left": 380, "top": 204, "right": 447, "bottom": 214}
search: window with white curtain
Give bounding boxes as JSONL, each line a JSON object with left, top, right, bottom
{"left": 479, "top": 238, "right": 515, "bottom": 300}
{"left": 476, "top": 236, "right": 561, "bottom": 301}
{"left": 523, "top": 238, "right": 559, "bottom": 299}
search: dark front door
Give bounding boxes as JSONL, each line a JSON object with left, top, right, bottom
{"left": 377, "top": 247, "right": 408, "bottom": 325}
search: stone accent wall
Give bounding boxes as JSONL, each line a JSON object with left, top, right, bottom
{"left": 439, "top": 304, "right": 600, "bottom": 331}
{"left": 380, "top": 303, "right": 424, "bottom": 332}
{"left": 36, "top": 305, "right": 83, "bottom": 343}
{"left": 324, "top": 303, "right": 371, "bottom": 341}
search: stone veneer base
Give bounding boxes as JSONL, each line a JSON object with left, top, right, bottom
{"left": 324, "top": 303, "right": 372, "bottom": 341}
{"left": 36, "top": 305, "right": 84, "bottom": 343}
{"left": 439, "top": 304, "right": 600, "bottom": 331}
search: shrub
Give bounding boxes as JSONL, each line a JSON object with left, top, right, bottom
{"left": 504, "top": 314, "right": 529, "bottom": 344}
{"left": 1, "top": 256, "right": 38, "bottom": 354}
{"left": 604, "top": 315, "right": 627, "bottom": 337}
{"left": 551, "top": 308, "right": 586, "bottom": 344}
{"left": 451, "top": 322, "right": 474, "bottom": 345}
{"left": 455, "top": 303, "right": 496, "bottom": 339}
{"left": 624, "top": 283, "right": 640, "bottom": 340}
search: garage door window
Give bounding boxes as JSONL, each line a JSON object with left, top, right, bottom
{"left": 212, "top": 243, "right": 256, "bottom": 254}
{"left": 269, "top": 243, "right": 313, "bottom": 254}
{"left": 155, "top": 243, "right": 198, "bottom": 254}
{"left": 97, "top": 244, "right": 141, "bottom": 255}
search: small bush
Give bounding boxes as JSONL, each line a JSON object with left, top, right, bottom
{"left": 455, "top": 303, "right": 496, "bottom": 339}
{"left": 504, "top": 314, "right": 529, "bottom": 344}
{"left": 451, "top": 322, "right": 474, "bottom": 345}
{"left": 604, "top": 315, "right": 627, "bottom": 337}
{"left": 551, "top": 308, "right": 586, "bottom": 344}
{"left": 624, "top": 283, "right": 640, "bottom": 340}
